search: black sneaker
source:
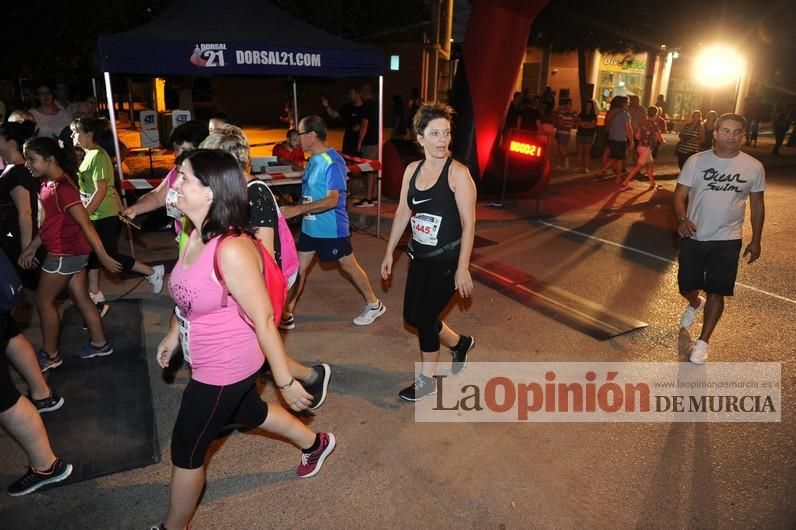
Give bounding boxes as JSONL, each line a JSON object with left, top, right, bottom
{"left": 398, "top": 375, "right": 437, "bottom": 402}
{"left": 279, "top": 313, "right": 295, "bottom": 331}
{"left": 450, "top": 336, "right": 475, "bottom": 376}
{"left": 306, "top": 364, "right": 331, "bottom": 410}
{"left": 7, "top": 458, "right": 73, "bottom": 496}
{"left": 29, "top": 391, "right": 64, "bottom": 413}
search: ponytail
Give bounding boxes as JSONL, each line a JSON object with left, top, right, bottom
{"left": 23, "top": 137, "right": 79, "bottom": 179}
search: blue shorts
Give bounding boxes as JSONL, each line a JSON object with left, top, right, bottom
{"left": 297, "top": 234, "right": 353, "bottom": 263}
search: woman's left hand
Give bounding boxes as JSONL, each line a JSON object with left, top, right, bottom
{"left": 455, "top": 268, "right": 473, "bottom": 298}
{"left": 279, "top": 379, "right": 313, "bottom": 411}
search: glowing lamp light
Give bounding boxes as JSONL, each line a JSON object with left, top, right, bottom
{"left": 509, "top": 140, "right": 543, "bottom": 158}
{"left": 694, "top": 45, "right": 744, "bottom": 86}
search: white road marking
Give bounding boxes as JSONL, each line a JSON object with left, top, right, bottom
{"left": 538, "top": 220, "right": 796, "bottom": 305}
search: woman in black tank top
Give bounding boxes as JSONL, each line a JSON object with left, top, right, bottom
{"left": 380, "top": 103, "right": 478, "bottom": 402}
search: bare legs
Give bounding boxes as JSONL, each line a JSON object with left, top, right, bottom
{"left": 337, "top": 254, "right": 378, "bottom": 304}
{"left": 35, "top": 273, "right": 71, "bottom": 357}
{"left": 5, "top": 335, "right": 51, "bottom": 400}
{"left": 87, "top": 261, "right": 154, "bottom": 296}
{"left": 699, "top": 293, "right": 724, "bottom": 343}
{"left": 0, "top": 396, "right": 57, "bottom": 470}
{"left": 163, "top": 403, "right": 315, "bottom": 530}
{"left": 285, "top": 251, "right": 379, "bottom": 317}
{"left": 67, "top": 270, "right": 107, "bottom": 346}
{"left": 576, "top": 143, "right": 591, "bottom": 171}
{"left": 36, "top": 269, "right": 108, "bottom": 359}
{"left": 680, "top": 290, "right": 724, "bottom": 343}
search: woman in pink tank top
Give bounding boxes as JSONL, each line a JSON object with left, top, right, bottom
{"left": 153, "top": 149, "right": 335, "bottom": 530}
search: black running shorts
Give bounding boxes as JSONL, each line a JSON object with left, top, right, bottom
{"left": 171, "top": 373, "right": 268, "bottom": 469}
{"left": 677, "top": 238, "right": 743, "bottom": 296}
{"left": 0, "top": 313, "right": 22, "bottom": 413}
{"left": 608, "top": 140, "right": 627, "bottom": 160}
{"left": 296, "top": 234, "right": 353, "bottom": 263}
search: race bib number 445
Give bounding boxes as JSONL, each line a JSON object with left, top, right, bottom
{"left": 411, "top": 213, "right": 443, "bottom": 246}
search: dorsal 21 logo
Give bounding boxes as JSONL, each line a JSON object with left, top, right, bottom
{"left": 190, "top": 44, "right": 227, "bottom": 68}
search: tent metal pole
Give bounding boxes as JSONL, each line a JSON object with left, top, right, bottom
{"left": 377, "top": 75, "right": 383, "bottom": 239}
{"left": 103, "top": 72, "right": 136, "bottom": 258}
{"left": 91, "top": 78, "right": 99, "bottom": 106}
{"left": 292, "top": 79, "right": 299, "bottom": 129}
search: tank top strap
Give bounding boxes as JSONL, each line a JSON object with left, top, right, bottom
{"left": 440, "top": 157, "right": 453, "bottom": 183}
{"left": 408, "top": 159, "right": 425, "bottom": 192}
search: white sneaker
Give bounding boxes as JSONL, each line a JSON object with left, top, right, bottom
{"left": 353, "top": 300, "right": 386, "bottom": 326}
{"left": 689, "top": 340, "right": 709, "bottom": 364}
{"left": 680, "top": 296, "right": 706, "bottom": 328}
{"left": 147, "top": 265, "right": 165, "bottom": 294}
{"left": 89, "top": 290, "right": 105, "bottom": 304}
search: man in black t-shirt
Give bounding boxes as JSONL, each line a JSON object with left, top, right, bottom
{"left": 355, "top": 84, "right": 380, "bottom": 207}
{"left": 322, "top": 88, "right": 363, "bottom": 157}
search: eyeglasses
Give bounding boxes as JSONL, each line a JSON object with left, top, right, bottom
{"left": 296, "top": 130, "right": 313, "bottom": 136}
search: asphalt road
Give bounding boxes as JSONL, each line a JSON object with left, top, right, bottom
{"left": 1, "top": 157, "right": 794, "bottom": 528}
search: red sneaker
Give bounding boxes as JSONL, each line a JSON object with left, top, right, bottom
{"left": 296, "top": 432, "right": 336, "bottom": 478}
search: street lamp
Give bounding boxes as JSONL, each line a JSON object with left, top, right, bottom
{"left": 693, "top": 45, "right": 745, "bottom": 113}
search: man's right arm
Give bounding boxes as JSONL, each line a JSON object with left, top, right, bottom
{"left": 282, "top": 190, "right": 339, "bottom": 219}
{"left": 322, "top": 97, "right": 341, "bottom": 120}
{"left": 673, "top": 183, "right": 696, "bottom": 238}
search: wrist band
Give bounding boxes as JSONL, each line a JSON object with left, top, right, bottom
{"left": 277, "top": 377, "right": 295, "bottom": 390}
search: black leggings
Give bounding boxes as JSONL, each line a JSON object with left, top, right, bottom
{"left": 171, "top": 373, "right": 268, "bottom": 469}
{"left": 0, "top": 313, "right": 22, "bottom": 413}
{"left": 403, "top": 257, "right": 457, "bottom": 352}
{"left": 88, "top": 216, "right": 135, "bottom": 272}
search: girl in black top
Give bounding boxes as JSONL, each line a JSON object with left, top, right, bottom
{"left": 702, "top": 110, "right": 717, "bottom": 151}
{"left": 381, "top": 103, "right": 477, "bottom": 402}
{"left": 575, "top": 100, "right": 598, "bottom": 172}
{"left": 0, "top": 121, "right": 38, "bottom": 283}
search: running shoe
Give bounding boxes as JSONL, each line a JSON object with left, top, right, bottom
{"left": 353, "top": 301, "right": 386, "bottom": 326}
{"left": 96, "top": 302, "right": 110, "bottom": 319}
{"left": 353, "top": 198, "right": 375, "bottom": 208}
{"left": 306, "top": 364, "right": 331, "bottom": 410}
{"left": 689, "top": 340, "right": 709, "bottom": 364}
{"left": 146, "top": 265, "right": 165, "bottom": 294}
{"left": 29, "top": 391, "right": 64, "bottom": 413}
{"left": 279, "top": 313, "right": 295, "bottom": 331}
{"left": 398, "top": 375, "right": 437, "bottom": 402}
{"left": 296, "top": 432, "right": 336, "bottom": 478}
{"left": 88, "top": 291, "right": 110, "bottom": 318}
{"left": 75, "top": 341, "right": 114, "bottom": 359}
{"left": 450, "top": 336, "right": 475, "bottom": 376}
{"left": 7, "top": 458, "right": 73, "bottom": 496}
{"left": 680, "top": 296, "right": 706, "bottom": 328}
{"left": 36, "top": 349, "right": 63, "bottom": 372}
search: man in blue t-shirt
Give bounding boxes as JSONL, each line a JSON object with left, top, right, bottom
{"left": 281, "top": 115, "right": 386, "bottom": 329}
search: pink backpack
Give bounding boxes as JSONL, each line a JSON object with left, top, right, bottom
{"left": 213, "top": 231, "right": 286, "bottom": 327}
{"left": 247, "top": 180, "right": 299, "bottom": 281}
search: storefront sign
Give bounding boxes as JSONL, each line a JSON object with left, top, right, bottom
{"left": 601, "top": 53, "right": 646, "bottom": 74}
